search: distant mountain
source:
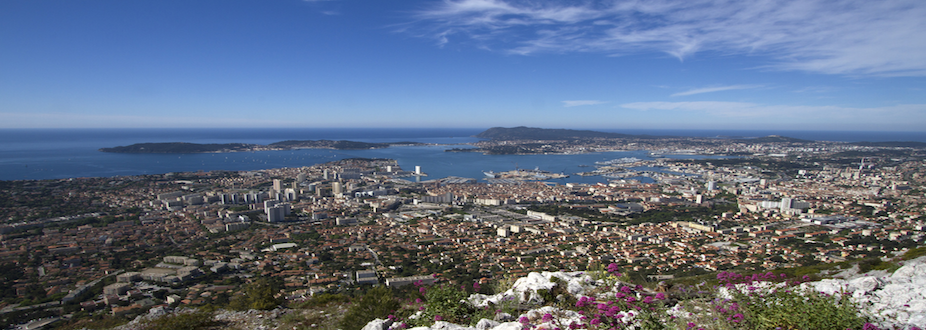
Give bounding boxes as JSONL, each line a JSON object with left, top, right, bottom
{"left": 268, "top": 140, "right": 393, "bottom": 150}
{"left": 475, "top": 127, "right": 637, "bottom": 140}
{"left": 99, "top": 142, "right": 254, "bottom": 154}
{"left": 736, "top": 135, "right": 814, "bottom": 143}
{"left": 851, "top": 141, "right": 926, "bottom": 148}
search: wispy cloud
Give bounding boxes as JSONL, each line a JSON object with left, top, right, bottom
{"left": 671, "top": 85, "right": 762, "bottom": 97}
{"left": 563, "top": 100, "right": 607, "bottom": 107}
{"left": 411, "top": 0, "right": 926, "bottom": 76}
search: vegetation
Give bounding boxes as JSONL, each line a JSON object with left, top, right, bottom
{"left": 379, "top": 265, "right": 878, "bottom": 330}
{"left": 137, "top": 310, "right": 223, "bottom": 330}
{"left": 227, "top": 277, "right": 284, "bottom": 311}
{"left": 339, "top": 286, "right": 402, "bottom": 330}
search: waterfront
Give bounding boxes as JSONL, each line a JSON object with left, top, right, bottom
{"left": 1, "top": 128, "right": 923, "bottom": 181}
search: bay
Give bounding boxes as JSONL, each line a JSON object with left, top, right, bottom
{"left": 1, "top": 128, "right": 921, "bottom": 181}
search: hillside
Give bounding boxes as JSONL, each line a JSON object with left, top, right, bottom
{"left": 113, "top": 256, "right": 926, "bottom": 330}
{"left": 357, "top": 257, "right": 926, "bottom": 330}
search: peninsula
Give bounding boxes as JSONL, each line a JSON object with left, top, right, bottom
{"left": 99, "top": 140, "right": 426, "bottom": 154}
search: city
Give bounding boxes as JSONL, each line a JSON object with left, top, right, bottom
{"left": 1, "top": 133, "right": 924, "bottom": 329}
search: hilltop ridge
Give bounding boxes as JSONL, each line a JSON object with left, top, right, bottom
{"left": 475, "top": 127, "right": 642, "bottom": 140}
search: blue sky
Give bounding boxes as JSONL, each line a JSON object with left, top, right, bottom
{"left": 2, "top": 0, "right": 925, "bottom": 131}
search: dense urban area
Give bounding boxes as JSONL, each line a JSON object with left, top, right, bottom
{"left": 2, "top": 129, "right": 925, "bottom": 329}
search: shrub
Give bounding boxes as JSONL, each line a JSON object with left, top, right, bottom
{"left": 671, "top": 271, "right": 871, "bottom": 330}
{"left": 902, "top": 246, "right": 926, "bottom": 260}
{"left": 138, "top": 310, "right": 220, "bottom": 330}
{"left": 734, "top": 287, "right": 867, "bottom": 330}
{"left": 227, "top": 277, "right": 283, "bottom": 311}
{"left": 416, "top": 284, "right": 472, "bottom": 325}
{"left": 340, "top": 286, "right": 401, "bottom": 330}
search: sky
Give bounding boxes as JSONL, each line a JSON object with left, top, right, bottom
{"left": 2, "top": 0, "right": 926, "bottom": 131}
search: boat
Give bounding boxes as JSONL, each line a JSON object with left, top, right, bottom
{"left": 483, "top": 171, "right": 499, "bottom": 178}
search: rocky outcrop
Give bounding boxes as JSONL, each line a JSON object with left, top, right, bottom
{"left": 375, "top": 258, "right": 926, "bottom": 330}
{"left": 806, "top": 257, "right": 926, "bottom": 329}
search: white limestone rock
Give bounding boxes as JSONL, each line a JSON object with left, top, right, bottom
{"left": 362, "top": 318, "right": 393, "bottom": 330}
{"left": 430, "top": 321, "right": 475, "bottom": 330}
{"left": 475, "top": 319, "right": 500, "bottom": 330}
{"left": 469, "top": 271, "right": 594, "bottom": 307}
{"left": 487, "top": 322, "right": 525, "bottom": 330}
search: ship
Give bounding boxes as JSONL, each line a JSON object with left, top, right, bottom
{"left": 483, "top": 171, "right": 499, "bottom": 178}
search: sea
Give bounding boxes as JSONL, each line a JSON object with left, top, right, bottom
{"left": 1, "top": 128, "right": 924, "bottom": 182}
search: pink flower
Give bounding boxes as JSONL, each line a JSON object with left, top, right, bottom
{"left": 862, "top": 323, "right": 881, "bottom": 330}
{"left": 519, "top": 316, "right": 530, "bottom": 324}
{"left": 542, "top": 313, "right": 553, "bottom": 322}
{"left": 731, "top": 313, "right": 744, "bottom": 323}
{"left": 434, "top": 315, "right": 443, "bottom": 321}
{"left": 655, "top": 293, "right": 666, "bottom": 300}
{"left": 607, "top": 263, "right": 620, "bottom": 275}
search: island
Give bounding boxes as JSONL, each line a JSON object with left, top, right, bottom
{"left": 99, "top": 140, "right": 427, "bottom": 154}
